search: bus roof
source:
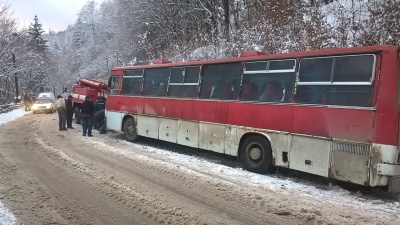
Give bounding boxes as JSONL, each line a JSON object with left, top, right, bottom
{"left": 112, "top": 45, "right": 398, "bottom": 71}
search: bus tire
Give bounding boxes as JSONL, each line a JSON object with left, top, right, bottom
{"left": 239, "top": 136, "right": 273, "bottom": 174}
{"left": 123, "top": 117, "right": 139, "bottom": 142}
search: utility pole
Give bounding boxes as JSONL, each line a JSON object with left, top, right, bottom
{"left": 105, "top": 55, "right": 109, "bottom": 73}
{"left": 12, "top": 52, "right": 19, "bottom": 103}
{"left": 115, "top": 50, "right": 124, "bottom": 66}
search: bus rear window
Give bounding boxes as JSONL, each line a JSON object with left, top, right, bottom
{"left": 295, "top": 54, "right": 375, "bottom": 106}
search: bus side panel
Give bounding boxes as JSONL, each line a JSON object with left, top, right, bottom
{"left": 291, "top": 106, "right": 375, "bottom": 143}
{"left": 105, "top": 95, "right": 121, "bottom": 112}
{"left": 193, "top": 101, "right": 229, "bottom": 124}
{"left": 268, "top": 132, "right": 291, "bottom": 168}
{"left": 159, "top": 118, "right": 178, "bottom": 143}
{"left": 374, "top": 50, "right": 399, "bottom": 146}
{"left": 151, "top": 98, "right": 195, "bottom": 121}
{"left": 199, "top": 123, "right": 225, "bottom": 153}
{"left": 224, "top": 125, "right": 238, "bottom": 156}
{"left": 175, "top": 99, "right": 196, "bottom": 121}
{"left": 177, "top": 120, "right": 199, "bottom": 148}
{"left": 114, "top": 96, "right": 143, "bottom": 114}
{"left": 289, "top": 135, "right": 331, "bottom": 177}
{"left": 142, "top": 98, "right": 160, "bottom": 115}
{"left": 105, "top": 110, "right": 124, "bottom": 132}
{"left": 137, "top": 115, "right": 159, "bottom": 139}
{"left": 226, "top": 103, "right": 293, "bottom": 132}
{"left": 330, "top": 141, "right": 370, "bottom": 185}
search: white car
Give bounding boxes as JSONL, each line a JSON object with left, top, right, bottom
{"left": 32, "top": 98, "right": 56, "bottom": 114}
{"left": 38, "top": 92, "right": 55, "bottom": 102}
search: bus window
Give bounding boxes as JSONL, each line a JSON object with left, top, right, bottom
{"left": 121, "top": 70, "right": 143, "bottom": 96}
{"left": 200, "top": 63, "right": 242, "bottom": 100}
{"left": 241, "top": 59, "right": 295, "bottom": 102}
{"left": 297, "top": 57, "right": 332, "bottom": 82}
{"left": 109, "top": 76, "right": 120, "bottom": 95}
{"left": 259, "top": 81, "right": 283, "bottom": 102}
{"left": 168, "top": 66, "right": 199, "bottom": 98}
{"left": 143, "top": 67, "right": 169, "bottom": 96}
{"left": 183, "top": 66, "right": 200, "bottom": 98}
{"left": 295, "top": 55, "right": 375, "bottom": 106}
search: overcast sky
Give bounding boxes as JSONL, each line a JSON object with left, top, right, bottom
{"left": 10, "top": 0, "right": 104, "bottom": 33}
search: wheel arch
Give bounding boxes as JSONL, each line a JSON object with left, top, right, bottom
{"left": 121, "top": 114, "right": 135, "bottom": 132}
{"left": 238, "top": 131, "right": 274, "bottom": 161}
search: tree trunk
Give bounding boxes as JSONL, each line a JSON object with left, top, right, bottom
{"left": 223, "top": 0, "right": 230, "bottom": 41}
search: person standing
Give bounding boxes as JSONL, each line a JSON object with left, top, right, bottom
{"left": 95, "top": 97, "right": 106, "bottom": 111}
{"left": 55, "top": 95, "right": 67, "bottom": 131}
{"left": 94, "top": 97, "right": 106, "bottom": 129}
{"left": 94, "top": 109, "right": 105, "bottom": 131}
{"left": 23, "top": 94, "right": 32, "bottom": 111}
{"left": 65, "top": 95, "right": 74, "bottom": 129}
{"left": 80, "top": 96, "right": 94, "bottom": 137}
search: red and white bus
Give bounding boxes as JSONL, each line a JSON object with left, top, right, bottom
{"left": 106, "top": 45, "right": 400, "bottom": 192}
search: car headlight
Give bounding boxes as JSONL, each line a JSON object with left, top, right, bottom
{"left": 31, "top": 105, "right": 38, "bottom": 110}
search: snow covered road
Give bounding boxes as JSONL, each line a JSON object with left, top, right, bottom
{"left": 0, "top": 111, "right": 399, "bottom": 224}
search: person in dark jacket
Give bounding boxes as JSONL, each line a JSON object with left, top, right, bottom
{"left": 94, "top": 109, "right": 105, "bottom": 130}
{"left": 94, "top": 97, "right": 106, "bottom": 129}
{"left": 80, "top": 96, "right": 95, "bottom": 136}
{"left": 95, "top": 97, "right": 106, "bottom": 112}
{"left": 65, "top": 95, "right": 74, "bottom": 129}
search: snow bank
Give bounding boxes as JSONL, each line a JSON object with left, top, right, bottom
{"left": 0, "top": 107, "right": 29, "bottom": 126}
{"left": 0, "top": 106, "right": 26, "bottom": 225}
{"left": 0, "top": 203, "right": 16, "bottom": 225}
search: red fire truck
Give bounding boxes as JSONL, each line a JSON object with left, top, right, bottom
{"left": 71, "top": 78, "right": 108, "bottom": 123}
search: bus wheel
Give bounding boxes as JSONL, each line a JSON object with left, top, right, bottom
{"left": 123, "top": 117, "right": 139, "bottom": 142}
{"left": 239, "top": 136, "right": 273, "bottom": 174}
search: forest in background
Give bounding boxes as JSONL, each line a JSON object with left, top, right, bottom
{"left": 1, "top": 0, "right": 400, "bottom": 104}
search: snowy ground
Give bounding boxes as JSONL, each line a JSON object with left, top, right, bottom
{"left": 0, "top": 107, "right": 29, "bottom": 126}
{"left": 89, "top": 139, "right": 400, "bottom": 217}
{"left": 0, "top": 108, "right": 399, "bottom": 224}
{"left": 0, "top": 107, "right": 28, "bottom": 225}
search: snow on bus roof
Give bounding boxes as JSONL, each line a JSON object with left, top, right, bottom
{"left": 111, "top": 45, "right": 398, "bottom": 71}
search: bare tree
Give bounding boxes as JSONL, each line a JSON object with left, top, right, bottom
{"left": 359, "top": 0, "right": 400, "bottom": 46}
{"left": 78, "top": 1, "right": 98, "bottom": 37}
{"left": 0, "top": 2, "right": 21, "bottom": 103}
{"left": 322, "top": 0, "right": 370, "bottom": 47}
